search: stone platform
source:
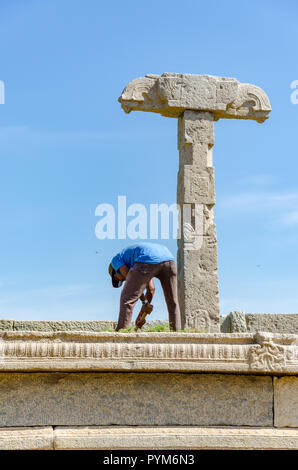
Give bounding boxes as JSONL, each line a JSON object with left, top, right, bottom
{"left": 0, "top": 330, "right": 297, "bottom": 449}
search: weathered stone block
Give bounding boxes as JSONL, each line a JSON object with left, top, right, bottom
{"left": 0, "top": 372, "right": 273, "bottom": 427}
{"left": 220, "top": 315, "right": 230, "bottom": 333}
{"left": 230, "top": 311, "right": 247, "bottom": 332}
{"left": 246, "top": 314, "right": 298, "bottom": 334}
{"left": 225, "top": 312, "right": 298, "bottom": 334}
{"left": 274, "top": 376, "right": 298, "bottom": 427}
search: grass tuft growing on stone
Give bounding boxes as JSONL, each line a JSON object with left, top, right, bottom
{"left": 109, "top": 320, "right": 205, "bottom": 333}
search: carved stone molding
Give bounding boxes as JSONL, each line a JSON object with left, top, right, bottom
{"left": 0, "top": 331, "right": 296, "bottom": 375}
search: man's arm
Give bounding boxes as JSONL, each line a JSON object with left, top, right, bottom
{"left": 136, "top": 279, "right": 155, "bottom": 328}
{"left": 145, "top": 278, "right": 155, "bottom": 304}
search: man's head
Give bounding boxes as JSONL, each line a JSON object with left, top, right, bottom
{"left": 108, "top": 263, "right": 125, "bottom": 288}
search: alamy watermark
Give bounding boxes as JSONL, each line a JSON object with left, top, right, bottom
{"left": 0, "top": 81, "right": 5, "bottom": 104}
{"left": 95, "top": 196, "right": 204, "bottom": 250}
{"left": 290, "top": 80, "right": 298, "bottom": 104}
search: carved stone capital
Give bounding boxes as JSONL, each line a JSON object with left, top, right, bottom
{"left": 119, "top": 73, "right": 271, "bottom": 122}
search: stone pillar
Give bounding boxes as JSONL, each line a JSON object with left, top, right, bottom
{"left": 118, "top": 73, "right": 271, "bottom": 332}
{"left": 177, "top": 111, "right": 219, "bottom": 332}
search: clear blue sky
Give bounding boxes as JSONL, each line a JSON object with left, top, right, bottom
{"left": 0, "top": 0, "right": 297, "bottom": 322}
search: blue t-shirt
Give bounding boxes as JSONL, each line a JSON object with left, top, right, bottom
{"left": 111, "top": 243, "right": 175, "bottom": 272}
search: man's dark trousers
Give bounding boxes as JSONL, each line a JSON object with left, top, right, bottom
{"left": 116, "top": 261, "right": 181, "bottom": 331}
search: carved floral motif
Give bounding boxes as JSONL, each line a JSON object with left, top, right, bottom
{"left": 249, "top": 337, "right": 294, "bottom": 371}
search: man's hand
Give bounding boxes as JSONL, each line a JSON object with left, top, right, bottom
{"left": 143, "top": 302, "right": 153, "bottom": 314}
{"left": 135, "top": 301, "right": 154, "bottom": 330}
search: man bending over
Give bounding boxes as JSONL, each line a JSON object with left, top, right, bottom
{"left": 108, "top": 242, "right": 181, "bottom": 331}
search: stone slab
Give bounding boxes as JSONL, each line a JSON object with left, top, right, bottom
{"left": 0, "top": 372, "right": 273, "bottom": 427}
{"left": 274, "top": 376, "right": 298, "bottom": 427}
{"left": 0, "top": 426, "right": 297, "bottom": 450}
{"left": 0, "top": 426, "right": 53, "bottom": 450}
{"left": 54, "top": 426, "right": 298, "bottom": 450}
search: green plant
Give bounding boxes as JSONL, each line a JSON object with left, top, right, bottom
{"left": 177, "top": 327, "right": 205, "bottom": 333}
{"left": 100, "top": 325, "right": 117, "bottom": 332}
{"left": 145, "top": 322, "right": 171, "bottom": 332}
{"left": 115, "top": 320, "right": 204, "bottom": 333}
{"left": 117, "top": 325, "right": 136, "bottom": 333}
